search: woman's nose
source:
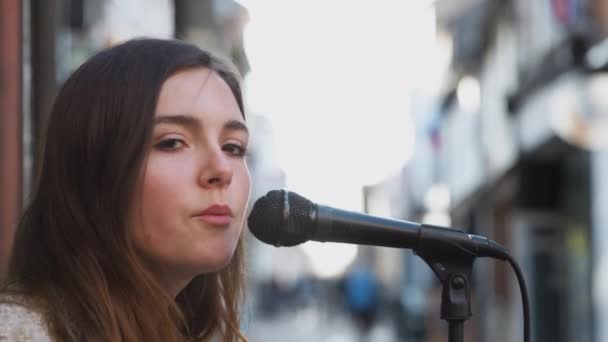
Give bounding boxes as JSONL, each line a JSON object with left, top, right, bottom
{"left": 199, "top": 149, "right": 233, "bottom": 187}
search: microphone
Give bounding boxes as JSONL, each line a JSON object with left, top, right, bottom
{"left": 248, "top": 189, "right": 509, "bottom": 261}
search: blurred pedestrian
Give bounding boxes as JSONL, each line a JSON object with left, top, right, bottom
{"left": 343, "top": 264, "right": 380, "bottom": 341}
{"left": 0, "top": 38, "right": 251, "bottom": 341}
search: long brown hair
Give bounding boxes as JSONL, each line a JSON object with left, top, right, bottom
{"left": 5, "top": 38, "right": 248, "bottom": 341}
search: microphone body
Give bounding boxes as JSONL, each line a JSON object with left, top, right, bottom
{"left": 248, "top": 190, "right": 509, "bottom": 260}
{"left": 314, "top": 205, "right": 419, "bottom": 248}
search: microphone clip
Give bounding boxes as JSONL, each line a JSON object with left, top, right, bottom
{"left": 415, "top": 226, "right": 477, "bottom": 342}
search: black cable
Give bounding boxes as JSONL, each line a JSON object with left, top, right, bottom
{"left": 505, "top": 254, "right": 531, "bottom": 342}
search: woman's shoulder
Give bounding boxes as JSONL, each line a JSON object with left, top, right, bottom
{"left": 0, "top": 292, "right": 53, "bottom": 341}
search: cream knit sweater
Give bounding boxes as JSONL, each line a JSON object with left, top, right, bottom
{"left": 0, "top": 295, "right": 53, "bottom": 341}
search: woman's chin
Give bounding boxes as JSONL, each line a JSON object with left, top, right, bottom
{"left": 192, "top": 247, "right": 237, "bottom": 273}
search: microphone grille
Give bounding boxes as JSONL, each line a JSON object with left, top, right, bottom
{"left": 247, "top": 189, "right": 315, "bottom": 247}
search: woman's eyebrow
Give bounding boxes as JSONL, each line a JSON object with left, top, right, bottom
{"left": 154, "top": 115, "right": 248, "bottom": 136}
{"left": 224, "top": 119, "right": 249, "bottom": 137}
{"left": 154, "top": 114, "right": 201, "bottom": 131}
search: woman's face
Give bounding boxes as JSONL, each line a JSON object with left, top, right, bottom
{"left": 129, "top": 67, "right": 251, "bottom": 294}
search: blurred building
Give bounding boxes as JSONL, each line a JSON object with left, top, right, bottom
{"left": 362, "top": 0, "right": 606, "bottom": 341}
{"left": 0, "top": 0, "right": 22, "bottom": 278}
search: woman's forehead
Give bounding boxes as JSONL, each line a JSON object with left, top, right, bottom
{"left": 156, "top": 69, "right": 240, "bottom": 116}
{"left": 160, "top": 67, "right": 213, "bottom": 96}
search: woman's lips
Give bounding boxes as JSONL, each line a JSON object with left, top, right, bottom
{"left": 196, "top": 214, "right": 233, "bottom": 226}
{"left": 194, "top": 204, "right": 233, "bottom": 226}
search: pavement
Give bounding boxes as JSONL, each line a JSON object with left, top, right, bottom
{"left": 244, "top": 306, "right": 397, "bottom": 342}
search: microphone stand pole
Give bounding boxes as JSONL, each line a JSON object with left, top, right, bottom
{"left": 416, "top": 245, "right": 476, "bottom": 342}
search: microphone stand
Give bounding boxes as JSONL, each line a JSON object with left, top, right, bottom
{"left": 415, "top": 226, "right": 477, "bottom": 342}
{"left": 419, "top": 253, "right": 474, "bottom": 342}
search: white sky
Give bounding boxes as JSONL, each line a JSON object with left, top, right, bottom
{"left": 243, "top": 0, "right": 438, "bottom": 208}
{"left": 242, "top": 0, "right": 438, "bottom": 277}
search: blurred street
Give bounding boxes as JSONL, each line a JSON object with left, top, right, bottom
{"left": 245, "top": 304, "right": 397, "bottom": 342}
{"left": 2, "top": 0, "right": 608, "bottom": 341}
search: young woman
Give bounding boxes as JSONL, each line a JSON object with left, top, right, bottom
{"left": 0, "top": 38, "right": 251, "bottom": 341}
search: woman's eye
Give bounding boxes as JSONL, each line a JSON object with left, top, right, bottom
{"left": 223, "top": 143, "right": 248, "bottom": 157}
{"left": 155, "top": 139, "right": 185, "bottom": 151}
